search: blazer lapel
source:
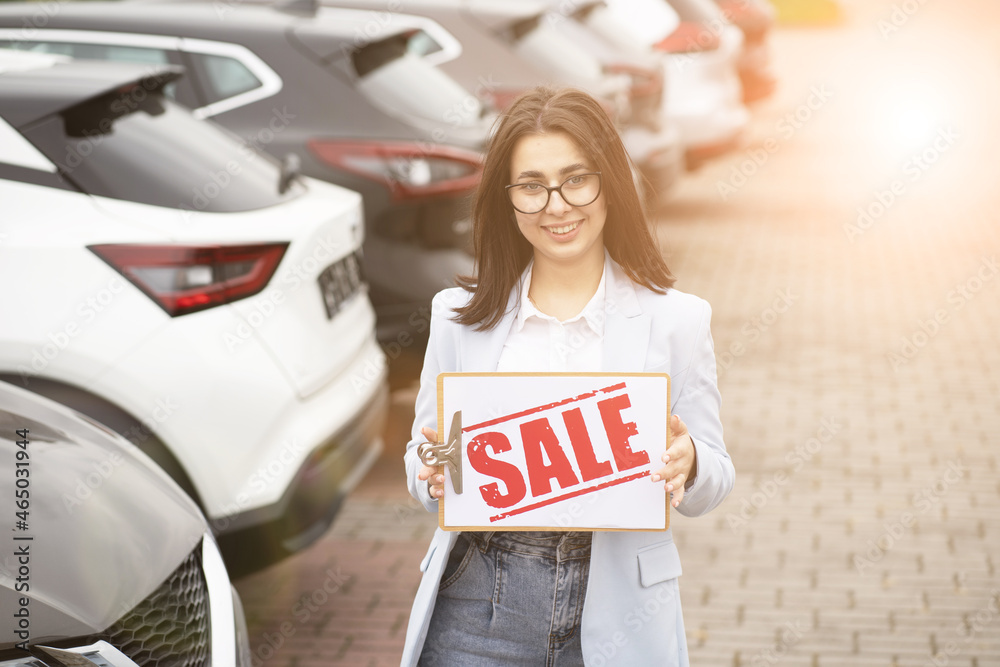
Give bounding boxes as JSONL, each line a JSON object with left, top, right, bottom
{"left": 602, "top": 260, "right": 650, "bottom": 372}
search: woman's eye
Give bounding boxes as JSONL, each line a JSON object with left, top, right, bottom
{"left": 566, "top": 176, "right": 585, "bottom": 186}
{"left": 522, "top": 183, "right": 543, "bottom": 192}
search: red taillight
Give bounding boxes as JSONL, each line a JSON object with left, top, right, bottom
{"left": 655, "top": 21, "right": 721, "bottom": 53}
{"left": 88, "top": 243, "right": 288, "bottom": 317}
{"left": 307, "top": 140, "right": 482, "bottom": 202}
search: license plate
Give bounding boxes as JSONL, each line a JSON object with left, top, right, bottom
{"left": 318, "top": 251, "right": 365, "bottom": 319}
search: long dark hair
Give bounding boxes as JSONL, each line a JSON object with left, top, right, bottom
{"left": 454, "top": 87, "right": 674, "bottom": 330}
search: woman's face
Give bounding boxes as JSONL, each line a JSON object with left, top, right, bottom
{"left": 508, "top": 131, "right": 607, "bottom": 269}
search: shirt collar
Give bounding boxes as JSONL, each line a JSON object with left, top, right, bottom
{"left": 514, "top": 253, "right": 609, "bottom": 336}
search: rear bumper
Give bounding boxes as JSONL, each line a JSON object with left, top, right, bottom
{"left": 217, "top": 378, "right": 389, "bottom": 576}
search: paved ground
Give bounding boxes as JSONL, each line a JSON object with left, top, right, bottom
{"left": 235, "top": 1, "right": 1000, "bottom": 664}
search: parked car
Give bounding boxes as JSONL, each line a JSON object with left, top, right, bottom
{"left": 460, "top": 0, "right": 684, "bottom": 198}
{"left": 539, "top": 0, "right": 685, "bottom": 200}
{"left": 714, "top": 0, "right": 777, "bottom": 103}
{"left": 135, "top": 0, "right": 686, "bottom": 204}
{"left": 578, "top": 0, "right": 749, "bottom": 167}
{"left": 0, "top": 379, "right": 251, "bottom": 665}
{"left": 0, "top": 2, "right": 493, "bottom": 343}
{"left": 0, "top": 49, "right": 388, "bottom": 575}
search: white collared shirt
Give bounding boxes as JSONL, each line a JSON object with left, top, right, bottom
{"left": 496, "top": 253, "right": 609, "bottom": 373}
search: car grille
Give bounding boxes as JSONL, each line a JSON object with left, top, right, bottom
{"left": 100, "top": 543, "right": 211, "bottom": 667}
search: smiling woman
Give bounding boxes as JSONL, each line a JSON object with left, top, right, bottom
{"left": 506, "top": 132, "right": 608, "bottom": 289}
{"left": 400, "top": 87, "right": 735, "bottom": 666}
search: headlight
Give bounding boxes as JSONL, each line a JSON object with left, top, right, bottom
{"left": 1, "top": 640, "right": 141, "bottom": 666}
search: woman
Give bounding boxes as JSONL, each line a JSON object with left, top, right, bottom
{"left": 402, "top": 87, "right": 734, "bottom": 666}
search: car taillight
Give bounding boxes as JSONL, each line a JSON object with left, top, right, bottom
{"left": 655, "top": 21, "right": 721, "bottom": 53}
{"left": 307, "top": 140, "right": 482, "bottom": 202}
{"left": 88, "top": 243, "right": 288, "bottom": 317}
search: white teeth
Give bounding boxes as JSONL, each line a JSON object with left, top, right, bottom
{"left": 548, "top": 221, "right": 580, "bottom": 235}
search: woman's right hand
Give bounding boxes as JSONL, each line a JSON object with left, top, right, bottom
{"left": 416, "top": 426, "right": 445, "bottom": 499}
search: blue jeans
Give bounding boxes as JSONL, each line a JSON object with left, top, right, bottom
{"left": 418, "top": 531, "right": 593, "bottom": 667}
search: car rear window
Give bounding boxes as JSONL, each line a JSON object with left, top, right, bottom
{"left": 194, "top": 52, "right": 263, "bottom": 104}
{"left": 351, "top": 32, "right": 484, "bottom": 129}
{"left": 498, "top": 14, "right": 604, "bottom": 86}
{"left": 3, "top": 39, "right": 201, "bottom": 112}
{"left": 19, "top": 87, "right": 302, "bottom": 212}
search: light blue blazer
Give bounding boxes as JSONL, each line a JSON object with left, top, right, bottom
{"left": 401, "top": 259, "right": 734, "bottom": 666}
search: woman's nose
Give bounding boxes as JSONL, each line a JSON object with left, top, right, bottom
{"left": 545, "top": 189, "right": 572, "bottom": 215}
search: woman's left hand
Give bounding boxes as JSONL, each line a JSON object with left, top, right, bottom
{"left": 651, "top": 414, "right": 698, "bottom": 508}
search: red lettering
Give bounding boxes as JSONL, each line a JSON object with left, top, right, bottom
{"left": 562, "top": 407, "right": 613, "bottom": 482}
{"left": 520, "top": 417, "right": 580, "bottom": 497}
{"left": 468, "top": 432, "right": 526, "bottom": 508}
{"left": 597, "top": 393, "right": 648, "bottom": 471}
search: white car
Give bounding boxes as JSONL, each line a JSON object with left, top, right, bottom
{"left": 577, "top": 0, "right": 749, "bottom": 167}
{"left": 0, "top": 50, "right": 389, "bottom": 575}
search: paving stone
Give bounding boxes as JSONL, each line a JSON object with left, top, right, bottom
{"left": 234, "top": 1, "right": 1000, "bottom": 663}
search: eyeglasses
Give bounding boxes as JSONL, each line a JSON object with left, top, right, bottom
{"left": 505, "top": 172, "right": 602, "bottom": 214}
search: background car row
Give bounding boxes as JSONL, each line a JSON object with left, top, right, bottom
{"left": 0, "top": 1, "right": 776, "bottom": 663}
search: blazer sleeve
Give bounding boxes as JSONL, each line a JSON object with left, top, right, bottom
{"left": 404, "top": 290, "right": 462, "bottom": 513}
{"left": 672, "top": 300, "right": 735, "bottom": 517}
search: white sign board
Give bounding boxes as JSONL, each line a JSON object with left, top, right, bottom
{"left": 432, "top": 373, "right": 670, "bottom": 531}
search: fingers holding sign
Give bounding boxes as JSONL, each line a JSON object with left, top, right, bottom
{"left": 416, "top": 426, "right": 445, "bottom": 499}
{"left": 651, "top": 414, "right": 698, "bottom": 508}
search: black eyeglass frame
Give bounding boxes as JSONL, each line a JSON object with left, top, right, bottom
{"left": 504, "top": 171, "right": 603, "bottom": 214}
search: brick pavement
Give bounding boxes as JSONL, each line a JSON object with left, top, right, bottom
{"left": 236, "top": 1, "right": 1000, "bottom": 664}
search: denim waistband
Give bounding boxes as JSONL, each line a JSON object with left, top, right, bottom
{"left": 468, "top": 530, "right": 592, "bottom": 558}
